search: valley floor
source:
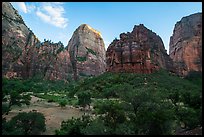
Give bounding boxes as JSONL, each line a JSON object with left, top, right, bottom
{"left": 4, "top": 96, "right": 85, "bottom": 135}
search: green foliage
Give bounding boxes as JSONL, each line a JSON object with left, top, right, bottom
{"left": 59, "top": 99, "right": 67, "bottom": 107}
{"left": 2, "top": 119, "right": 24, "bottom": 135}
{"left": 113, "top": 121, "right": 136, "bottom": 135}
{"left": 76, "top": 56, "right": 86, "bottom": 62}
{"left": 56, "top": 69, "right": 201, "bottom": 135}
{"left": 34, "top": 93, "right": 60, "bottom": 103}
{"left": 3, "top": 69, "right": 201, "bottom": 135}
{"left": 55, "top": 115, "right": 91, "bottom": 135}
{"left": 66, "top": 83, "right": 78, "bottom": 98}
{"left": 77, "top": 91, "right": 91, "bottom": 107}
{"left": 82, "top": 118, "right": 112, "bottom": 135}
{"left": 2, "top": 103, "right": 10, "bottom": 115}
{"left": 3, "top": 77, "right": 71, "bottom": 94}
{"left": 86, "top": 47, "right": 97, "bottom": 55}
{"left": 176, "top": 107, "right": 200, "bottom": 129}
{"left": 2, "top": 78, "right": 31, "bottom": 112}
{"left": 94, "top": 99, "right": 126, "bottom": 128}
{"left": 2, "top": 112, "right": 46, "bottom": 135}
{"left": 9, "top": 91, "right": 31, "bottom": 108}
{"left": 56, "top": 45, "right": 64, "bottom": 54}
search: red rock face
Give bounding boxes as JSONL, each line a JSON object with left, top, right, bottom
{"left": 2, "top": 2, "right": 72, "bottom": 81}
{"left": 106, "top": 24, "right": 173, "bottom": 73}
{"left": 2, "top": 3, "right": 106, "bottom": 81}
{"left": 30, "top": 41, "right": 72, "bottom": 81}
{"left": 169, "top": 13, "right": 202, "bottom": 76}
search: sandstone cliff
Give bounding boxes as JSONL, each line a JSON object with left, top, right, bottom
{"left": 169, "top": 13, "right": 202, "bottom": 76}
{"left": 2, "top": 2, "right": 72, "bottom": 81}
{"left": 106, "top": 24, "right": 173, "bottom": 73}
{"left": 67, "top": 24, "right": 106, "bottom": 80}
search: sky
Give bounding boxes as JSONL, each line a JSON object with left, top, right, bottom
{"left": 11, "top": 2, "right": 202, "bottom": 54}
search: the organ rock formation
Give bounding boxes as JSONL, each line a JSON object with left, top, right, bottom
{"left": 106, "top": 24, "right": 173, "bottom": 73}
{"left": 169, "top": 13, "right": 202, "bottom": 76}
{"left": 67, "top": 24, "right": 106, "bottom": 80}
{"left": 2, "top": 2, "right": 72, "bottom": 80}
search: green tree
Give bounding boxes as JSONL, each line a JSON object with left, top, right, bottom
{"left": 94, "top": 100, "right": 126, "bottom": 129}
{"left": 2, "top": 112, "right": 46, "bottom": 135}
{"left": 118, "top": 87, "right": 177, "bottom": 135}
{"left": 2, "top": 78, "right": 31, "bottom": 114}
{"left": 55, "top": 115, "right": 91, "bottom": 135}
{"left": 176, "top": 106, "right": 200, "bottom": 129}
{"left": 81, "top": 118, "right": 112, "bottom": 135}
{"left": 59, "top": 99, "right": 67, "bottom": 108}
{"left": 77, "top": 91, "right": 91, "bottom": 108}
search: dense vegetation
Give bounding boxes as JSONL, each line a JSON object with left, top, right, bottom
{"left": 2, "top": 69, "right": 202, "bottom": 135}
{"left": 58, "top": 69, "right": 202, "bottom": 135}
{"left": 2, "top": 112, "right": 46, "bottom": 135}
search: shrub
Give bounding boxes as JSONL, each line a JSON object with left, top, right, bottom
{"left": 94, "top": 100, "right": 126, "bottom": 128}
{"left": 2, "top": 112, "right": 46, "bottom": 135}
{"left": 82, "top": 118, "right": 112, "bottom": 135}
{"left": 2, "top": 78, "right": 31, "bottom": 111}
{"left": 77, "top": 91, "right": 91, "bottom": 108}
{"left": 76, "top": 56, "right": 86, "bottom": 62}
{"left": 176, "top": 107, "right": 200, "bottom": 129}
{"left": 55, "top": 115, "right": 91, "bottom": 135}
{"left": 86, "top": 47, "right": 97, "bottom": 55}
{"left": 2, "top": 103, "right": 10, "bottom": 115}
{"left": 59, "top": 99, "right": 67, "bottom": 107}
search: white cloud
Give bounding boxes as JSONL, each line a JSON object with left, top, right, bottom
{"left": 14, "top": 2, "right": 27, "bottom": 13}
{"left": 36, "top": 10, "right": 51, "bottom": 22}
{"left": 26, "top": 4, "right": 36, "bottom": 13}
{"left": 35, "top": 2, "right": 68, "bottom": 28}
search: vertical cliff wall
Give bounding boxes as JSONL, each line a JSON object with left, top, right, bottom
{"left": 67, "top": 24, "right": 106, "bottom": 80}
{"left": 169, "top": 13, "right": 202, "bottom": 76}
{"left": 106, "top": 24, "right": 173, "bottom": 73}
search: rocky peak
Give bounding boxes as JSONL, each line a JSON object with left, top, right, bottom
{"left": 169, "top": 12, "right": 202, "bottom": 76}
{"left": 76, "top": 24, "right": 102, "bottom": 37}
{"left": 2, "top": 2, "right": 72, "bottom": 81}
{"left": 67, "top": 24, "right": 106, "bottom": 80}
{"left": 106, "top": 24, "right": 173, "bottom": 73}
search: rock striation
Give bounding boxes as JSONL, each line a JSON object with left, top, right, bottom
{"left": 67, "top": 24, "right": 106, "bottom": 80}
{"left": 2, "top": 3, "right": 106, "bottom": 81}
{"left": 106, "top": 24, "right": 173, "bottom": 73}
{"left": 3, "top": 2, "right": 201, "bottom": 80}
{"left": 2, "top": 2, "right": 72, "bottom": 81}
{"left": 169, "top": 13, "right": 202, "bottom": 76}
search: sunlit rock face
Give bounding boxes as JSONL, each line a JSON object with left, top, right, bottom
{"left": 106, "top": 24, "right": 173, "bottom": 73}
{"left": 67, "top": 24, "right": 106, "bottom": 80}
{"left": 2, "top": 2, "right": 72, "bottom": 81}
{"left": 169, "top": 13, "right": 202, "bottom": 76}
